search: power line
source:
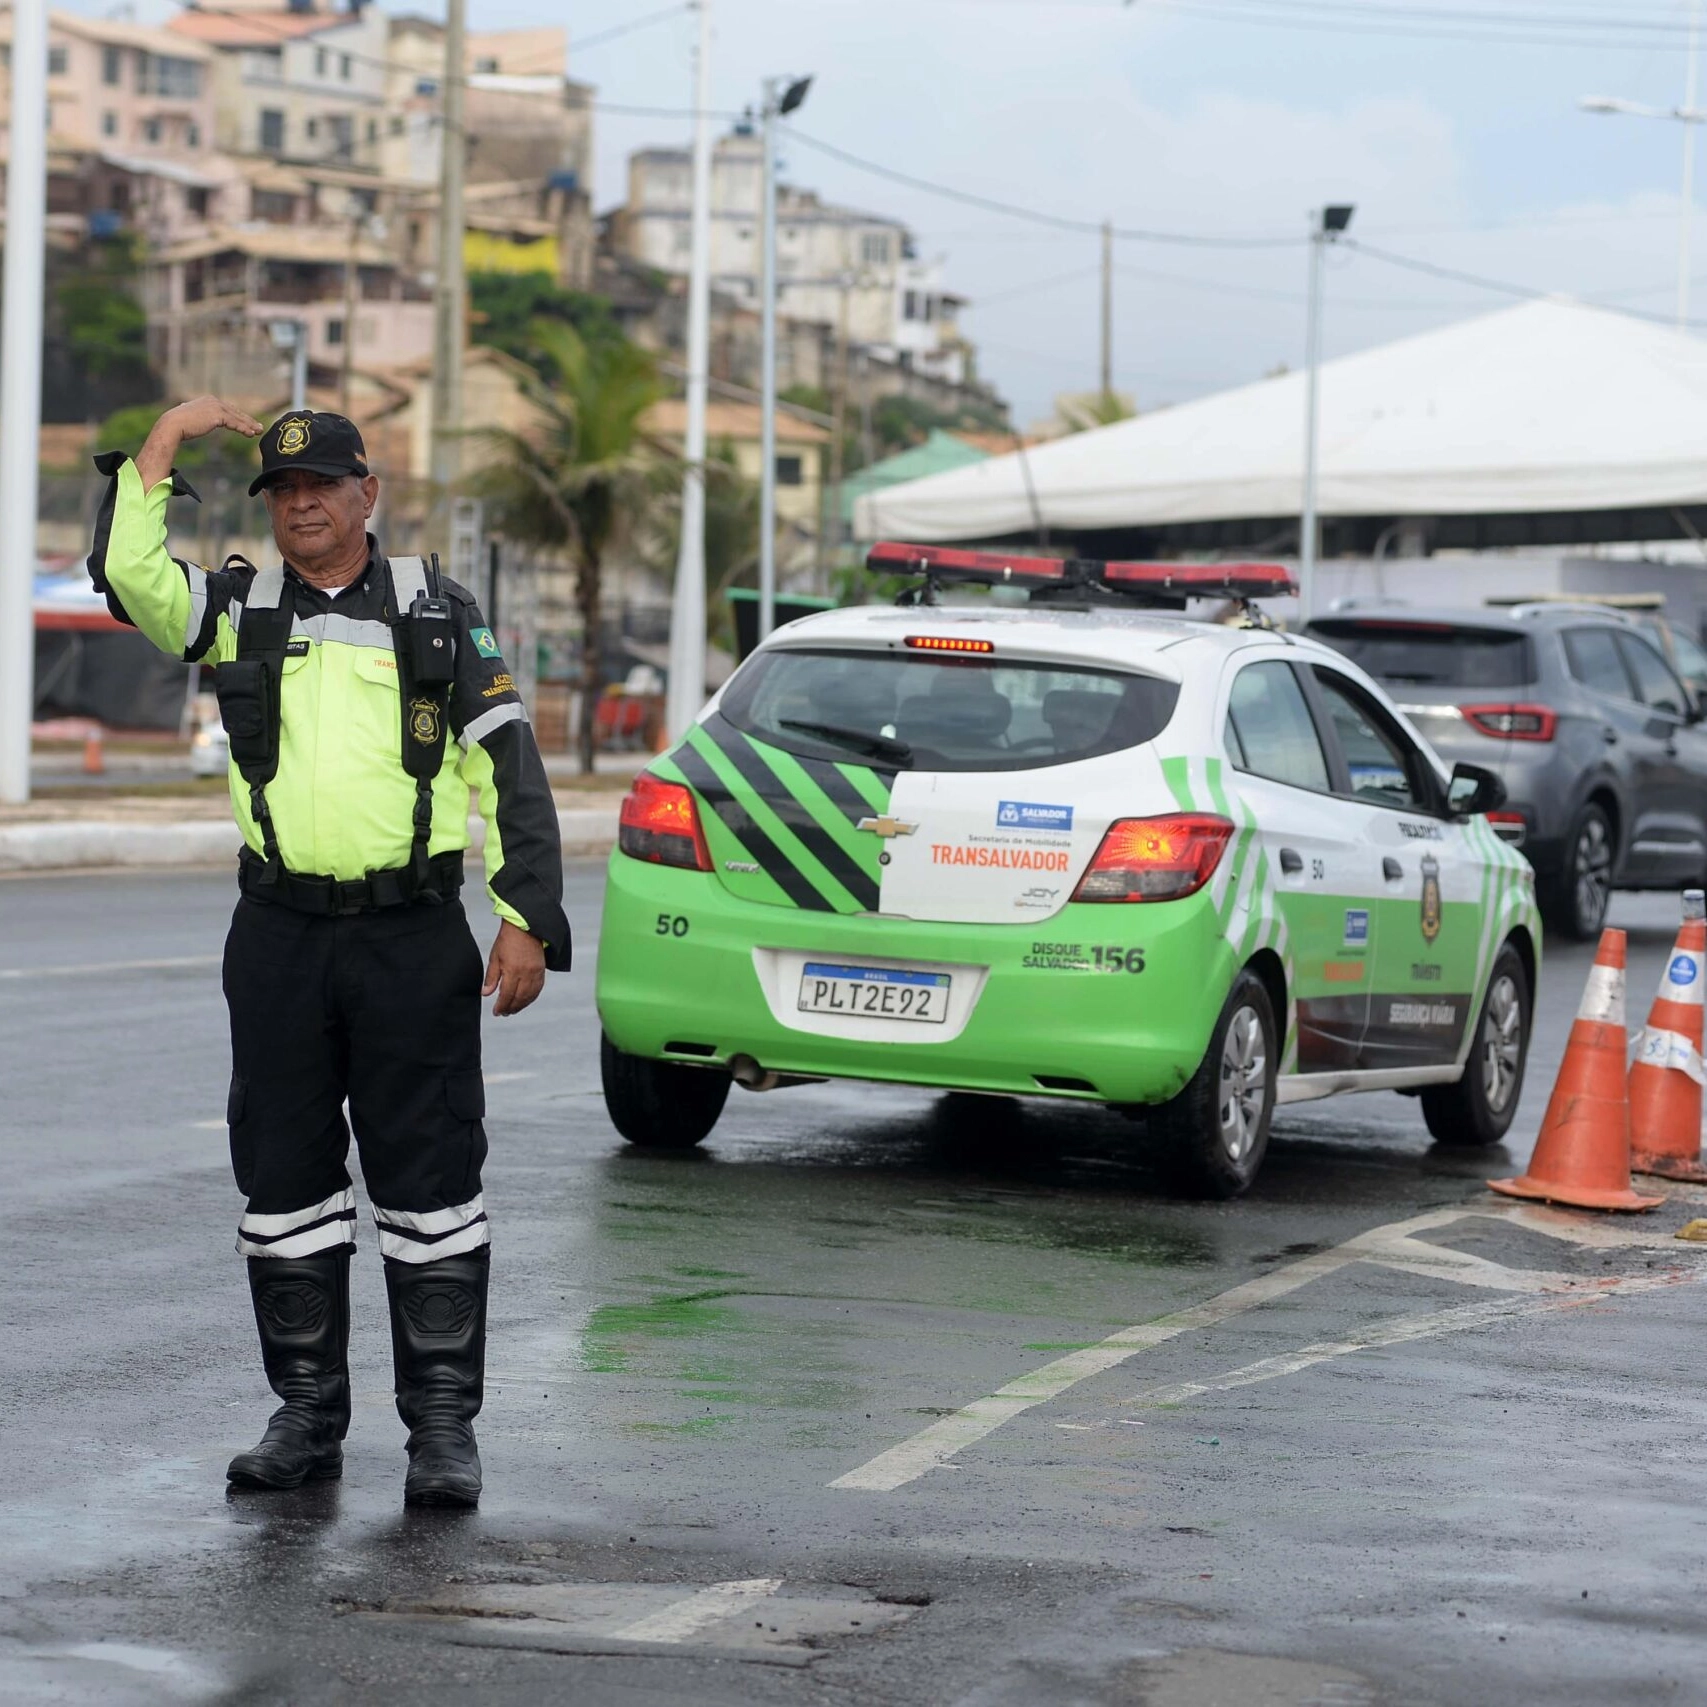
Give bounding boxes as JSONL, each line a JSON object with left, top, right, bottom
{"left": 782, "top": 127, "right": 1302, "bottom": 248}
{"left": 572, "top": 5, "right": 694, "bottom": 55}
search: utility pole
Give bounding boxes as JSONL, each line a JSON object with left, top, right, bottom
{"left": 429, "top": 0, "right": 467, "bottom": 497}
{"left": 291, "top": 323, "right": 308, "bottom": 411}
{"left": 828, "top": 268, "right": 850, "bottom": 586}
{"left": 340, "top": 215, "right": 359, "bottom": 415}
{"left": 665, "top": 0, "right": 713, "bottom": 741}
{"left": 1682, "top": 0, "right": 1702, "bottom": 328}
{"left": 1099, "top": 217, "right": 1112, "bottom": 400}
{"left": 0, "top": 0, "right": 48, "bottom": 804}
{"left": 1299, "top": 203, "right": 1354, "bottom": 627}
{"left": 757, "top": 72, "right": 811, "bottom": 643}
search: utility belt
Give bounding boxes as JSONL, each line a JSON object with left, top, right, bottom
{"left": 215, "top": 552, "right": 458, "bottom": 898}
{"left": 239, "top": 846, "right": 463, "bottom": 915}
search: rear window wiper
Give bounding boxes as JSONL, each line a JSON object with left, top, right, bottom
{"left": 777, "top": 718, "right": 914, "bottom": 767}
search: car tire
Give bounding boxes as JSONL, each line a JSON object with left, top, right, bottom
{"left": 600, "top": 1032, "right": 731, "bottom": 1149}
{"left": 1540, "top": 804, "right": 1613, "bottom": 940}
{"left": 1421, "top": 941, "right": 1530, "bottom": 1148}
{"left": 1148, "top": 969, "right": 1277, "bottom": 1200}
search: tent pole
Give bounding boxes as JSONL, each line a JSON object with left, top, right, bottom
{"left": 1300, "top": 213, "right": 1325, "bottom": 627}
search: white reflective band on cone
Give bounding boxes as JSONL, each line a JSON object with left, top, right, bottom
{"left": 1661, "top": 950, "right": 1706, "bottom": 1005}
{"left": 1634, "top": 1026, "right": 1707, "bottom": 1086}
{"left": 1578, "top": 962, "right": 1626, "bottom": 1026}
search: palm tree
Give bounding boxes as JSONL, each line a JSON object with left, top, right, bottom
{"left": 475, "top": 321, "right": 664, "bottom": 773}
{"left": 644, "top": 439, "right": 763, "bottom": 652}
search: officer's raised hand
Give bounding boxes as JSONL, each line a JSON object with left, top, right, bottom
{"left": 484, "top": 919, "right": 546, "bottom": 1017}
{"left": 135, "top": 395, "right": 264, "bottom": 490}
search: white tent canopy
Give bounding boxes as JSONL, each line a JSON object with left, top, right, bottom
{"left": 856, "top": 299, "right": 1707, "bottom": 544}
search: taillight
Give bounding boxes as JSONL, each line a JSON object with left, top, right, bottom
{"left": 1072, "top": 813, "right": 1234, "bottom": 903}
{"left": 618, "top": 773, "right": 712, "bottom": 871}
{"left": 1487, "top": 810, "right": 1527, "bottom": 845}
{"left": 1460, "top": 703, "right": 1557, "bottom": 741}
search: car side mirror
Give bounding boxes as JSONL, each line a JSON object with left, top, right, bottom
{"left": 1448, "top": 761, "right": 1506, "bottom": 819}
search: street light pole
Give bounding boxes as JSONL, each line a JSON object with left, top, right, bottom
{"left": 429, "top": 0, "right": 467, "bottom": 494}
{"left": 665, "top": 0, "right": 714, "bottom": 741}
{"left": 1299, "top": 204, "right": 1354, "bottom": 628}
{"left": 0, "top": 0, "right": 48, "bottom": 804}
{"left": 757, "top": 73, "right": 811, "bottom": 645}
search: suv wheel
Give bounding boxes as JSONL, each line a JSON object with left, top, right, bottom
{"left": 1421, "top": 940, "right": 1530, "bottom": 1147}
{"left": 1542, "top": 804, "right": 1612, "bottom": 940}
{"left": 1149, "top": 969, "right": 1277, "bottom": 1199}
{"left": 601, "top": 1033, "right": 731, "bottom": 1149}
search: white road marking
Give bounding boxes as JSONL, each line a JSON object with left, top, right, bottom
{"left": 609, "top": 1578, "right": 783, "bottom": 1644}
{"left": 483, "top": 1071, "right": 537, "bottom": 1085}
{"left": 1126, "top": 1271, "right": 1691, "bottom": 1410}
{"left": 0, "top": 954, "right": 221, "bottom": 981}
{"left": 831, "top": 1202, "right": 1707, "bottom": 1493}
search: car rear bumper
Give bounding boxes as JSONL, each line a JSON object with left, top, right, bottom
{"left": 594, "top": 851, "right": 1239, "bottom": 1105}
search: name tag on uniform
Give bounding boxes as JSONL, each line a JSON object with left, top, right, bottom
{"left": 285, "top": 638, "right": 311, "bottom": 657}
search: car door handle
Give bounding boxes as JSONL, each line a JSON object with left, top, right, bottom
{"left": 1279, "top": 847, "right": 1303, "bottom": 875}
{"left": 1383, "top": 857, "right": 1404, "bottom": 881}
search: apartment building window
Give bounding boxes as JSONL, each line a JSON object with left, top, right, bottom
{"left": 135, "top": 54, "right": 200, "bottom": 98}
{"left": 142, "top": 118, "right": 162, "bottom": 144}
{"left": 101, "top": 110, "right": 117, "bottom": 138}
{"left": 774, "top": 455, "right": 803, "bottom": 487}
{"left": 305, "top": 117, "right": 319, "bottom": 140}
{"left": 102, "top": 44, "right": 121, "bottom": 85}
{"left": 185, "top": 187, "right": 209, "bottom": 218}
{"left": 326, "top": 318, "right": 344, "bottom": 346}
{"left": 187, "top": 122, "right": 200, "bottom": 149}
{"left": 366, "top": 118, "right": 378, "bottom": 144}
{"left": 315, "top": 46, "right": 328, "bottom": 77}
{"left": 47, "top": 45, "right": 67, "bottom": 76}
{"left": 327, "top": 114, "right": 353, "bottom": 162}
{"left": 339, "top": 53, "right": 351, "bottom": 80}
{"left": 389, "top": 114, "right": 405, "bottom": 136}
{"left": 252, "top": 188, "right": 294, "bottom": 221}
{"left": 474, "top": 55, "right": 499, "bottom": 72}
{"left": 259, "top": 109, "right": 285, "bottom": 151}
{"left": 903, "top": 290, "right": 919, "bottom": 321}
{"left": 860, "top": 231, "right": 891, "bottom": 266}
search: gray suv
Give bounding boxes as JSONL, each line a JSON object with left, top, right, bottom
{"left": 1308, "top": 606, "right": 1707, "bottom": 938}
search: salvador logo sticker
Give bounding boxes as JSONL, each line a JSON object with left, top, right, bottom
{"left": 408, "top": 697, "right": 441, "bottom": 746}
{"left": 996, "top": 800, "right": 1073, "bottom": 834}
{"left": 1420, "top": 853, "right": 1442, "bottom": 944}
{"left": 470, "top": 626, "right": 502, "bottom": 660}
{"left": 276, "top": 417, "right": 311, "bottom": 456}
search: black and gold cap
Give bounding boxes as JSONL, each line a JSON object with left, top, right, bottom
{"left": 249, "top": 411, "right": 370, "bottom": 495}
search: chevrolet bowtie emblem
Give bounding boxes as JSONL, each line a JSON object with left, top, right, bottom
{"left": 857, "top": 815, "right": 918, "bottom": 838}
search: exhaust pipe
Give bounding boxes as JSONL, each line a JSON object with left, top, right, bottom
{"left": 727, "top": 1054, "right": 824, "bottom": 1093}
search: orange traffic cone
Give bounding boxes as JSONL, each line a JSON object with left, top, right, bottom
{"left": 1490, "top": 928, "right": 1663, "bottom": 1212}
{"left": 1630, "top": 890, "right": 1707, "bottom": 1182}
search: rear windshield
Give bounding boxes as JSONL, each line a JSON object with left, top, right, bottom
{"left": 719, "top": 647, "right": 1180, "bottom": 772}
{"left": 1309, "top": 622, "right": 1533, "bottom": 689}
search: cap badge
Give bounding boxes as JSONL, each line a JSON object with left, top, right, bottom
{"left": 277, "top": 417, "right": 311, "bottom": 456}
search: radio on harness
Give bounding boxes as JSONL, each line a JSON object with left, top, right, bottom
{"left": 866, "top": 541, "right": 1296, "bottom": 611}
{"left": 404, "top": 551, "right": 457, "bottom": 686}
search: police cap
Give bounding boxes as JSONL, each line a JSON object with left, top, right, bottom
{"left": 249, "top": 411, "right": 371, "bottom": 496}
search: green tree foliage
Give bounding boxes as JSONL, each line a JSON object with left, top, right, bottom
{"left": 645, "top": 440, "right": 762, "bottom": 651}
{"left": 469, "top": 272, "right": 623, "bottom": 377}
{"left": 473, "top": 321, "right": 665, "bottom": 773}
{"left": 870, "top": 393, "right": 1006, "bottom": 459}
{"left": 47, "top": 235, "right": 156, "bottom": 418}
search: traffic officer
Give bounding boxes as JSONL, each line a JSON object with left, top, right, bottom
{"left": 87, "top": 396, "right": 571, "bottom": 1509}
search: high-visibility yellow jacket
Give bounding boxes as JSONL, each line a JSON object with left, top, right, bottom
{"left": 95, "top": 458, "right": 570, "bottom": 966}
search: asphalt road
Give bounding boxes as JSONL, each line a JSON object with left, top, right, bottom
{"left": 5, "top": 866, "right": 1707, "bottom": 1706}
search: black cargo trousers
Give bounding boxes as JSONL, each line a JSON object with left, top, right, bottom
{"left": 222, "top": 894, "right": 490, "bottom": 1265}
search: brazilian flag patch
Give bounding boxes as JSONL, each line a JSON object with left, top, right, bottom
{"left": 471, "top": 626, "right": 502, "bottom": 660}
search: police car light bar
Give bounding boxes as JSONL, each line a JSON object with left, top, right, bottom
{"left": 866, "top": 542, "right": 1296, "bottom": 603}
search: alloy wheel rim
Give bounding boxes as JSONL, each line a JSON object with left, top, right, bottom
{"left": 1479, "top": 972, "right": 1523, "bottom": 1113}
{"left": 1574, "top": 817, "right": 1611, "bottom": 933}
{"left": 1218, "top": 1005, "right": 1268, "bottom": 1164}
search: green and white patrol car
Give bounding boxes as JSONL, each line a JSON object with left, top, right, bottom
{"left": 595, "top": 547, "right": 1540, "bottom": 1197}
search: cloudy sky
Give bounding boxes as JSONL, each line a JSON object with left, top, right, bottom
{"left": 107, "top": 0, "right": 1707, "bottom": 424}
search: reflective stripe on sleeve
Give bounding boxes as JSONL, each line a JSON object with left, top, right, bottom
{"left": 236, "top": 1187, "right": 358, "bottom": 1259}
{"left": 182, "top": 574, "right": 208, "bottom": 654}
{"left": 459, "top": 702, "right": 527, "bottom": 749}
{"left": 373, "top": 1196, "right": 489, "bottom": 1263}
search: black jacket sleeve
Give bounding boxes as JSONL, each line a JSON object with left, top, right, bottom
{"left": 444, "top": 580, "right": 572, "bottom": 972}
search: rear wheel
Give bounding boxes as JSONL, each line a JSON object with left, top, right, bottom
{"left": 600, "top": 1033, "right": 731, "bottom": 1149}
{"left": 1540, "top": 804, "right": 1612, "bottom": 940}
{"left": 1148, "top": 969, "right": 1277, "bottom": 1199}
{"left": 1421, "top": 941, "right": 1530, "bottom": 1147}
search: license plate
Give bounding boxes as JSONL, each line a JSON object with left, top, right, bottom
{"left": 798, "top": 962, "right": 950, "bottom": 1024}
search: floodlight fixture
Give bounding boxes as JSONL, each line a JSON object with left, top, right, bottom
{"left": 780, "top": 75, "right": 813, "bottom": 116}
{"left": 1322, "top": 204, "right": 1355, "bottom": 235}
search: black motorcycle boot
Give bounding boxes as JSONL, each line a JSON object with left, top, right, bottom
{"left": 227, "top": 1252, "right": 351, "bottom": 1489}
{"left": 384, "top": 1248, "right": 488, "bottom": 1508}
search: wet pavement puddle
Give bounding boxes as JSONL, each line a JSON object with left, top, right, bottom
{"left": 359, "top": 1575, "right": 919, "bottom": 1666}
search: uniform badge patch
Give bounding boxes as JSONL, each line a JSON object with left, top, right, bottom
{"left": 409, "top": 697, "right": 442, "bottom": 746}
{"left": 276, "top": 416, "right": 312, "bottom": 456}
{"left": 1420, "top": 853, "right": 1442, "bottom": 944}
{"left": 470, "top": 626, "right": 502, "bottom": 659}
